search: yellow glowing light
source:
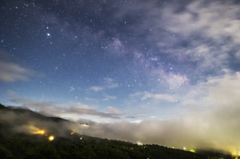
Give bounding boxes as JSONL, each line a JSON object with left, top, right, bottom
{"left": 137, "top": 142, "right": 143, "bottom": 145}
{"left": 39, "top": 130, "right": 45, "bottom": 135}
{"left": 49, "top": 136, "right": 54, "bottom": 141}
{"left": 33, "top": 130, "right": 45, "bottom": 135}
{"left": 189, "top": 149, "right": 195, "bottom": 153}
{"left": 71, "top": 132, "right": 74, "bottom": 135}
{"left": 232, "top": 151, "right": 240, "bottom": 159}
{"left": 183, "top": 147, "right": 186, "bottom": 150}
{"left": 28, "top": 126, "right": 45, "bottom": 135}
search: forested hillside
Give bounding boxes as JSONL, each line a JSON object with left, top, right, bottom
{"left": 0, "top": 104, "right": 233, "bottom": 159}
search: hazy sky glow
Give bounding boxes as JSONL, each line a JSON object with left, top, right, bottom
{"left": 1, "top": 0, "right": 240, "bottom": 154}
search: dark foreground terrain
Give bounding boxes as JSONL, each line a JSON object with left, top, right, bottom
{"left": 0, "top": 104, "right": 234, "bottom": 159}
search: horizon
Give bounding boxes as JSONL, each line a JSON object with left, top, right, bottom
{"left": 1, "top": 0, "right": 240, "bottom": 155}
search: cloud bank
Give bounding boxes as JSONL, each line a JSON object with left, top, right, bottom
{"left": 81, "top": 72, "right": 240, "bottom": 154}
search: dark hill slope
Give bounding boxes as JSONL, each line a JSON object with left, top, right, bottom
{"left": 0, "top": 103, "right": 72, "bottom": 136}
{"left": 0, "top": 103, "right": 233, "bottom": 159}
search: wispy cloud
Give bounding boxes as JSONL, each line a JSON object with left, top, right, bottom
{"left": 105, "top": 106, "right": 122, "bottom": 114}
{"left": 114, "top": 0, "right": 240, "bottom": 79}
{"left": 89, "top": 86, "right": 104, "bottom": 92}
{"left": 103, "top": 95, "right": 116, "bottom": 101}
{"left": 104, "top": 78, "right": 119, "bottom": 88}
{"left": 0, "top": 61, "right": 36, "bottom": 82}
{"left": 0, "top": 51, "right": 37, "bottom": 83}
{"left": 88, "top": 78, "right": 118, "bottom": 92}
{"left": 141, "top": 93, "right": 176, "bottom": 103}
{"left": 157, "top": 1, "right": 240, "bottom": 72}
{"left": 69, "top": 87, "right": 75, "bottom": 92}
{"left": 85, "top": 97, "right": 98, "bottom": 101}
{"left": 10, "top": 98, "right": 123, "bottom": 120}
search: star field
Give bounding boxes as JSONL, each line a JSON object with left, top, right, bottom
{"left": 1, "top": 0, "right": 240, "bottom": 153}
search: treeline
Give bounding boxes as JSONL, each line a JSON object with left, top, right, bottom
{"left": 0, "top": 132, "right": 233, "bottom": 159}
{"left": 0, "top": 104, "right": 234, "bottom": 159}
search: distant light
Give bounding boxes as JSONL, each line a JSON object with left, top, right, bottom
{"left": 71, "top": 132, "right": 74, "bottom": 135}
{"left": 137, "top": 142, "right": 143, "bottom": 145}
{"left": 33, "top": 130, "right": 45, "bottom": 135}
{"left": 183, "top": 147, "right": 186, "bottom": 150}
{"left": 47, "top": 33, "right": 51, "bottom": 36}
{"left": 29, "top": 125, "right": 45, "bottom": 135}
{"left": 40, "top": 130, "right": 45, "bottom": 135}
{"left": 49, "top": 136, "right": 54, "bottom": 141}
{"left": 80, "top": 137, "right": 82, "bottom": 140}
{"left": 189, "top": 149, "right": 195, "bottom": 153}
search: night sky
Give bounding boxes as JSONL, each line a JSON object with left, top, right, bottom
{"left": 1, "top": 0, "right": 240, "bottom": 154}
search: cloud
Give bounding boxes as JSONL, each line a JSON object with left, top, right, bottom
{"left": 10, "top": 98, "right": 122, "bottom": 120}
{"left": 130, "top": 91, "right": 176, "bottom": 103}
{"left": 88, "top": 78, "right": 118, "bottom": 92}
{"left": 103, "top": 95, "right": 116, "bottom": 101}
{"left": 85, "top": 97, "right": 98, "bottom": 101}
{"left": 148, "top": 66, "right": 189, "bottom": 90}
{"left": 0, "top": 61, "right": 36, "bottom": 82}
{"left": 141, "top": 93, "right": 176, "bottom": 103}
{"left": 157, "top": 1, "right": 240, "bottom": 70}
{"left": 0, "top": 51, "right": 37, "bottom": 83}
{"left": 89, "top": 86, "right": 104, "bottom": 92}
{"left": 67, "top": 106, "right": 121, "bottom": 119}
{"left": 114, "top": 0, "right": 240, "bottom": 77}
{"left": 105, "top": 107, "right": 122, "bottom": 114}
{"left": 151, "top": 70, "right": 189, "bottom": 89}
{"left": 163, "top": 1, "right": 240, "bottom": 44}
{"left": 69, "top": 87, "right": 75, "bottom": 92}
{"left": 178, "top": 71, "right": 240, "bottom": 113}
{"left": 71, "top": 72, "right": 240, "bottom": 154}
{"left": 104, "top": 78, "right": 119, "bottom": 88}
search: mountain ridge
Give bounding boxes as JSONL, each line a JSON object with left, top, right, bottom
{"left": 0, "top": 103, "right": 234, "bottom": 159}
